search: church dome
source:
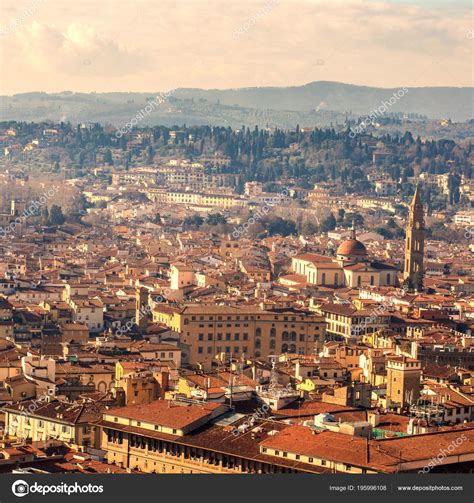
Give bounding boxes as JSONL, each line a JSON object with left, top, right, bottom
{"left": 336, "top": 238, "right": 367, "bottom": 257}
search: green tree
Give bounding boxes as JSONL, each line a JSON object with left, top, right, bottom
{"left": 374, "top": 227, "right": 393, "bottom": 239}
{"left": 265, "top": 217, "right": 297, "bottom": 237}
{"left": 41, "top": 206, "right": 49, "bottom": 225}
{"left": 301, "top": 221, "right": 319, "bottom": 235}
{"left": 206, "top": 213, "right": 227, "bottom": 226}
{"left": 320, "top": 213, "right": 337, "bottom": 233}
{"left": 342, "top": 212, "right": 364, "bottom": 228}
{"left": 49, "top": 205, "right": 65, "bottom": 226}
{"left": 104, "top": 149, "right": 113, "bottom": 166}
{"left": 184, "top": 215, "right": 204, "bottom": 228}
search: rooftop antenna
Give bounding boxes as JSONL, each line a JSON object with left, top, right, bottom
{"left": 234, "top": 355, "right": 243, "bottom": 388}
{"left": 228, "top": 355, "right": 233, "bottom": 410}
{"left": 268, "top": 355, "right": 279, "bottom": 393}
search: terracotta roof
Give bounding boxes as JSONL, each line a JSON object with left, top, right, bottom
{"left": 336, "top": 239, "right": 367, "bottom": 257}
{"left": 3, "top": 399, "right": 104, "bottom": 424}
{"left": 109, "top": 400, "right": 222, "bottom": 429}
{"left": 293, "top": 253, "right": 333, "bottom": 264}
{"left": 320, "top": 303, "right": 356, "bottom": 316}
{"left": 260, "top": 425, "right": 474, "bottom": 472}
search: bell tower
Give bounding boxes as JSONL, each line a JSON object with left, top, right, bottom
{"left": 403, "top": 185, "right": 425, "bottom": 291}
{"left": 135, "top": 287, "right": 150, "bottom": 329}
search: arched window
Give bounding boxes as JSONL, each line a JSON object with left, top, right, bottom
{"left": 255, "top": 338, "right": 261, "bottom": 349}
{"left": 97, "top": 381, "right": 107, "bottom": 392}
{"left": 281, "top": 344, "right": 289, "bottom": 353}
{"left": 270, "top": 339, "right": 276, "bottom": 349}
{"left": 290, "top": 331, "right": 297, "bottom": 341}
{"left": 270, "top": 328, "right": 276, "bottom": 337}
{"left": 282, "top": 331, "right": 289, "bottom": 341}
{"left": 256, "top": 328, "right": 262, "bottom": 337}
{"left": 289, "top": 344, "right": 296, "bottom": 353}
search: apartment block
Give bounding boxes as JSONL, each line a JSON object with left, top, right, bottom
{"left": 152, "top": 304, "right": 326, "bottom": 365}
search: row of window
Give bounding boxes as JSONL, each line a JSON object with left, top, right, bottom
{"left": 186, "top": 315, "right": 307, "bottom": 322}
{"left": 196, "top": 332, "right": 310, "bottom": 342}
{"left": 108, "top": 431, "right": 296, "bottom": 474}
{"left": 198, "top": 323, "right": 249, "bottom": 328}
{"left": 196, "top": 325, "right": 320, "bottom": 332}
{"left": 17, "top": 418, "right": 71, "bottom": 433}
{"left": 197, "top": 343, "right": 305, "bottom": 354}
{"left": 446, "top": 407, "right": 470, "bottom": 415}
{"left": 303, "top": 268, "right": 392, "bottom": 288}
{"left": 198, "top": 346, "right": 248, "bottom": 354}
{"left": 261, "top": 447, "right": 359, "bottom": 472}
{"left": 151, "top": 352, "right": 175, "bottom": 358}
{"left": 198, "top": 333, "right": 249, "bottom": 341}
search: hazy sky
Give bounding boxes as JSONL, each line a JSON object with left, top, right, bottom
{"left": 0, "top": 0, "right": 472, "bottom": 94}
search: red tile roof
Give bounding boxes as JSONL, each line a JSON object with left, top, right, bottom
{"left": 109, "top": 400, "right": 222, "bottom": 429}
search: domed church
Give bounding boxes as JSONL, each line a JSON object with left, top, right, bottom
{"left": 291, "top": 224, "right": 398, "bottom": 288}
{"left": 335, "top": 226, "right": 368, "bottom": 263}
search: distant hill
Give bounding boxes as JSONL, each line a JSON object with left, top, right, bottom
{"left": 173, "top": 82, "right": 473, "bottom": 121}
{"left": 0, "top": 82, "right": 472, "bottom": 127}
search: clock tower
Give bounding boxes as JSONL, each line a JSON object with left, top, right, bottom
{"left": 403, "top": 185, "right": 425, "bottom": 291}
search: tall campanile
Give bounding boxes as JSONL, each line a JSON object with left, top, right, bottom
{"left": 403, "top": 185, "right": 425, "bottom": 291}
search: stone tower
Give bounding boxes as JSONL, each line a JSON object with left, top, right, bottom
{"left": 386, "top": 356, "right": 421, "bottom": 410}
{"left": 135, "top": 287, "right": 150, "bottom": 329}
{"left": 403, "top": 185, "right": 425, "bottom": 291}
